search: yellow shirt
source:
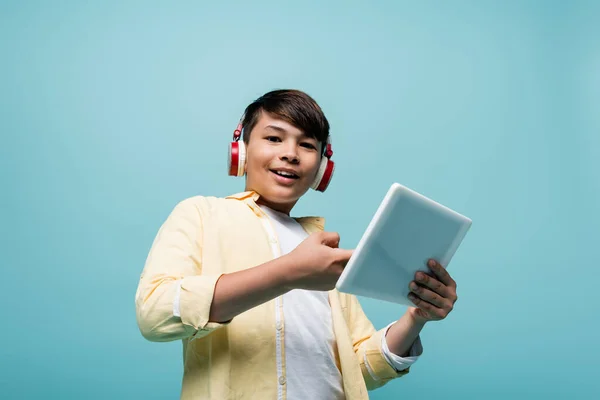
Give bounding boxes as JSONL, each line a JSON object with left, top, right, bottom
{"left": 135, "top": 191, "right": 410, "bottom": 400}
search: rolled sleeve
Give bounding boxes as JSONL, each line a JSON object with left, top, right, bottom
{"left": 135, "top": 198, "right": 230, "bottom": 342}
{"left": 358, "top": 328, "right": 410, "bottom": 388}
{"left": 343, "top": 294, "right": 411, "bottom": 390}
{"left": 179, "top": 274, "right": 230, "bottom": 338}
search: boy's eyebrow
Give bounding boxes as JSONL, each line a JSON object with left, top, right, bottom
{"left": 264, "top": 124, "right": 288, "bottom": 133}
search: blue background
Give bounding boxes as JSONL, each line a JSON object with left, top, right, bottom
{"left": 2, "top": 1, "right": 599, "bottom": 398}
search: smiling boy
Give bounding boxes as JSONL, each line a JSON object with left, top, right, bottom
{"left": 135, "top": 89, "right": 459, "bottom": 400}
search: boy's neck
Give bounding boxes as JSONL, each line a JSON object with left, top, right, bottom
{"left": 257, "top": 197, "right": 294, "bottom": 216}
{"left": 255, "top": 197, "right": 295, "bottom": 216}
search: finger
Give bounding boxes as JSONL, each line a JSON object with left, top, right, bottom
{"left": 407, "top": 293, "right": 437, "bottom": 317}
{"left": 427, "top": 259, "right": 456, "bottom": 288}
{"left": 407, "top": 293, "right": 449, "bottom": 320}
{"left": 409, "top": 282, "right": 451, "bottom": 310}
{"left": 414, "top": 271, "right": 450, "bottom": 298}
{"left": 333, "top": 248, "right": 354, "bottom": 263}
{"left": 320, "top": 231, "right": 341, "bottom": 248}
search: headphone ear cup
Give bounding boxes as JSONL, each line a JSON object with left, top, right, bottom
{"left": 228, "top": 140, "right": 246, "bottom": 177}
{"left": 311, "top": 156, "right": 335, "bottom": 192}
{"left": 237, "top": 141, "right": 246, "bottom": 176}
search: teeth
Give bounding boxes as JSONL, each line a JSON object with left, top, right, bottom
{"left": 276, "top": 171, "right": 295, "bottom": 177}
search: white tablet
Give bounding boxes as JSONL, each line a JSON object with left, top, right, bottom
{"left": 335, "top": 183, "right": 472, "bottom": 306}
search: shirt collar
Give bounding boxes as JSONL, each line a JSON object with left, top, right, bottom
{"left": 225, "top": 190, "right": 325, "bottom": 230}
{"left": 225, "top": 191, "right": 260, "bottom": 201}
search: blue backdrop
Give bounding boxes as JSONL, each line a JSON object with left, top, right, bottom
{"left": 2, "top": 1, "right": 599, "bottom": 398}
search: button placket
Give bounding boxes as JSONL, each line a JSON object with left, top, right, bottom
{"left": 257, "top": 211, "right": 285, "bottom": 399}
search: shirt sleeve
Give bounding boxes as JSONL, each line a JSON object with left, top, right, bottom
{"left": 342, "top": 294, "right": 412, "bottom": 391}
{"left": 135, "top": 198, "right": 230, "bottom": 342}
{"left": 380, "top": 322, "right": 423, "bottom": 371}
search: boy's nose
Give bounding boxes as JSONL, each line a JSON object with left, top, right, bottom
{"left": 279, "top": 146, "right": 299, "bottom": 164}
{"left": 280, "top": 153, "right": 299, "bottom": 164}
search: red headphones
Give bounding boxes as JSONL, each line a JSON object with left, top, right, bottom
{"left": 227, "top": 119, "right": 335, "bottom": 192}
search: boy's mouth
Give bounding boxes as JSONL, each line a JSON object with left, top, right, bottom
{"left": 270, "top": 169, "right": 299, "bottom": 180}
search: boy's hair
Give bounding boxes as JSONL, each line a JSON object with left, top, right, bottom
{"left": 242, "top": 89, "right": 330, "bottom": 154}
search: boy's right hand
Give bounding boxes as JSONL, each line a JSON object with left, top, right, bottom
{"left": 284, "top": 231, "right": 354, "bottom": 291}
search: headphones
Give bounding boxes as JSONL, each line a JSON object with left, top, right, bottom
{"left": 227, "top": 118, "right": 335, "bottom": 192}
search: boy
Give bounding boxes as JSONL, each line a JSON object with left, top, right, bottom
{"left": 135, "top": 89, "right": 459, "bottom": 400}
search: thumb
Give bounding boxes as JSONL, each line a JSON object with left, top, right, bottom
{"left": 319, "top": 231, "right": 341, "bottom": 248}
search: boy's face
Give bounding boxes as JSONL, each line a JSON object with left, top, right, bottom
{"left": 244, "top": 111, "right": 322, "bottom": 214}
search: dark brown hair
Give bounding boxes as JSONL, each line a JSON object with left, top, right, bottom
{"left": 242, "top": 89, "right": 330, "bottom": 154}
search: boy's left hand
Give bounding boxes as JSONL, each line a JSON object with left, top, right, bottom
{"left": 407, "top": 259, "right": 458, "bottom": 323}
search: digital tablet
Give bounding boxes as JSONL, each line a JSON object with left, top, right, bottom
{"left": 335, "top": 183, "right": 472, "bottom": 306}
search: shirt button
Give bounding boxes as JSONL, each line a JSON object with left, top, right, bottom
{"left": 279, "top": 376, "right": 286, "bottom": 385}
{"left": 269, "top": 237, "right": 277, "bottom": 244}
{"left": 276, "top": 322, "right": 283, "bottom": 331}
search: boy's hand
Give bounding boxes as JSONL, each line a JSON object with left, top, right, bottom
{"left": 407, "top": 259, "right": 458, "bottom": 323}
{"left": 285, "top": 231, "right": 353, "bottom": 291}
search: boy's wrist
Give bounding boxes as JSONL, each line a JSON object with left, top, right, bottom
{"left": 270, "top": 254, "right": 298, "bottom": 291}
{"left": 406, "top": 307, "right": 429, "bottom": 327}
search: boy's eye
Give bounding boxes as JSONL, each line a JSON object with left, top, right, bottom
{"left": 266, "top": 136, "right": 281, "bottom": 142}
{"left": 301, "top": 142, "right": 317, "bottom": 150}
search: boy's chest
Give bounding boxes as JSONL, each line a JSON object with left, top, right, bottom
{"left": 200, "top": 204, "right": 276, "bottom": 275}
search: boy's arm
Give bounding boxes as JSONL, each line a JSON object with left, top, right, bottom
{"left": 379, "top": 312, "right": 424, "bottom": 372}
{"left": 207, "top": 258, "right": 293, "bottom": 323}
{"left": 135, "top": 198, "right": 227, "bottom": 342}
{"left": 209, "top": 231, "right": 352, "bottom": 323}
{"left": 384, "top": 310, "right": 426, "bottom": 358}
{"left": 135, "top": 198, "right": 296, "bottom": 342}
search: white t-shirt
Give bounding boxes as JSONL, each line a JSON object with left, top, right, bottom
{"left": 261, "top": 205, "right": 345, "bottom": 400}
{"left": 260, "top": 205, "right": 421, "bottom": 400}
